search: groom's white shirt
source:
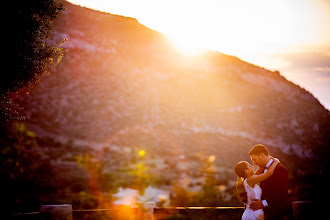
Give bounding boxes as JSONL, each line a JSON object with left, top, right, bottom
{"left": 262, "top": 158, "right": 274, "bottom": 207}
{"left": 263, "top": 158, "right": 274, "bottom": 173}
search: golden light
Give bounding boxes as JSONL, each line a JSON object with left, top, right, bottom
{"left": 162, "top": 0, "right": 323, "bottom": 61}
{"left": 208, "top": 155, "right": 216, "bottom": 163}
{"left": 68, "top": 0, "right": 330, "bottom": 108}
{"left": 138, "top": 150, "right": 145, "bottom": 157}
{"left": 68, "top": 0, "right": 329, "bottom": 64}
{"left": 169, "top": 35, "right": 206, "bottom": 56}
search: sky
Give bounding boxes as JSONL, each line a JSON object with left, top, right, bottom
{"left": 68, "top": 0, "right": 330, "bottom": 110}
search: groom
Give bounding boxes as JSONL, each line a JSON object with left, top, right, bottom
{"left": 248, "top": 144, "right": 289, "bottom": 220}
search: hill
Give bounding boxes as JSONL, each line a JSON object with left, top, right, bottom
{"left": 13, "top": 1, "right": 329, "bottom": 169}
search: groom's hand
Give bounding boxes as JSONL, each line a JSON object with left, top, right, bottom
{"left": 250, "top": 199, "right": 263, "bottom": 211}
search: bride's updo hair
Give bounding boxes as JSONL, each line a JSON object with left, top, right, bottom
{"left": 235, "top": 161, "right": 248, "bottom": 179}
{"left": 234, "top": 161, "right": 248, "bottom": 204}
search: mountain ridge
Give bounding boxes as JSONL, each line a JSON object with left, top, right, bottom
{"left": 13, "top": 1, "right": 329, "bottom": 164}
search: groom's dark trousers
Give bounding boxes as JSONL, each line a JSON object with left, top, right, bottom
{"left": 260, "top": 163, "right": 289, "bottom": 220}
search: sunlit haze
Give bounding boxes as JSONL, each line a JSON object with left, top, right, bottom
{"left": 68, "top": 0, "right": 329, "bottom": 109}
{"left": 5, "top": 1, "right": 329, "bottom": 213}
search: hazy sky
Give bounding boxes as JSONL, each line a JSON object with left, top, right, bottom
{"left": 68, "top": 0, "right": 330, "bottom": 110}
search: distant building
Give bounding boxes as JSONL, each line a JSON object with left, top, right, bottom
{"left": 113, "top": 186, "right": 170, "bottom": 207}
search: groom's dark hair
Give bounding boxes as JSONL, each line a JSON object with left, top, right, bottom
{"left": 249, "top": 144, "right": 269, "bottom": 156}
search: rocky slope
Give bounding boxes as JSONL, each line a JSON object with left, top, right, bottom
{"left": 14, "top": 1, "right": 330, "bottom": 165}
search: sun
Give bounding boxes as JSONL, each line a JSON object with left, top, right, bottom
{"left": 68, "top": 0, "right": 329, "bottom": 69}
{"left": 168, "top": 34, "right": 207, "bottom": 56}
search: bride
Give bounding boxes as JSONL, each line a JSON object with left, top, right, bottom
{"left": 234, "top": 158, "right": 279, "bottom": 220}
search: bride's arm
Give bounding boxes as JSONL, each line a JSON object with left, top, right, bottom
{"left": 247, "top": 158, "right": 279, "bottom": 187}
{"left": 254, "top": 167, "right": 264, "bottom": 175}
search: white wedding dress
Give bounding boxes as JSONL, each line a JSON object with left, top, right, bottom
{"left": 242, "top": 179, "right": 264, "bottom": 220}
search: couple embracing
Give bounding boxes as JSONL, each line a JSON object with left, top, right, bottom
{"left": 235, "top": 144, "right": 289, "bottom": 220}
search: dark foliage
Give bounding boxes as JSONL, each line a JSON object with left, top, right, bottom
{"left": 1, "top": 0, "right": 66, "bottom": 124}
{"left": 0, "top": 123, "right": 59, "bottom": 214}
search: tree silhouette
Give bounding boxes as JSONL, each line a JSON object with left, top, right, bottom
{"left": 1, "top": 0, "right": 66, "bottom": 124}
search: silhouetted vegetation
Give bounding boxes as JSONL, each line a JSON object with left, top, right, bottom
{"left": 1, "top": 0, "right": 65, "bottom": 124}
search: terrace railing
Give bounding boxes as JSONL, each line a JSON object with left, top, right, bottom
{"left": 10, "top": 201, "right": 313, "bottom": 220}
